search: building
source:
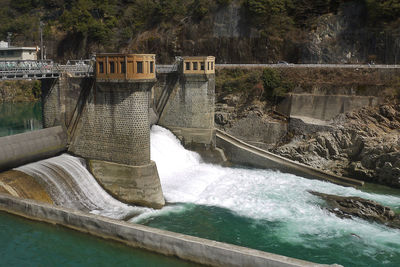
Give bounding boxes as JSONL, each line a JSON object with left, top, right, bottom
{"left": 182, "top": 56, "right": 215, "bottom": 74}
{"left": 95, "top": 53, "right": 156, "bottom": 81}
{"left": 0, "top": 41, "right": 38, "bottom": 60}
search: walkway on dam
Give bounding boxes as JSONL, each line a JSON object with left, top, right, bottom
{"left": 2, "top": 59, "right": 400, "bottom": 81}
{"left": 216, "top": 63, "right": 400, "bottom": 69}
{"left": 0, "top": 60, "right": 93, "bottom": 80}
{"left": 215, "top": 129, "right": 363, "bottom": 187}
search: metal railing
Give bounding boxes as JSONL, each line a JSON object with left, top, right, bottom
{"left": 216, "top": 63, "right": 400, "bottom": 69}
{"left": 0, "top": 60, "right": 94, "bottom": 80}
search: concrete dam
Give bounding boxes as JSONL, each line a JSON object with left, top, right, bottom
{"left": 1, "top": 55, "right": 400, "bottom": 266}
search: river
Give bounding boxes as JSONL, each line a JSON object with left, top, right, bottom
{"left": 1, "top": 102, "right": 400, "bottom": 266}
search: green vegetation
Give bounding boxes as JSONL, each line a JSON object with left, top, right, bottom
{"left": 216, "top": 68, "right": 293, "bottom": 102}
{"left": 0, "top": 80, "right": 41, "bottom": 102}
{"left": 261, "top": 68, "right": 293, "bottom": 99}
{"left": 0, "top": 0, "right": 399, "bottom": 62}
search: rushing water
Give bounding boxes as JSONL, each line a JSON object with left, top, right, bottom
{"left": 131, "top": 125, "right": 400, "bottom": 267}
{"left": 16, "top": 154, "right": 146, "bottom": 220}
{"left": 0, "top": 102, "right": 42, "bottom": 137}
{"left": 3, "top": 101, "right": 400, "bottom": 266}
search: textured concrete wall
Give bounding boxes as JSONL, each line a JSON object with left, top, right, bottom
{"left": 41, "top": 76, "right": 94, "bottom": 130}
{"left": 89, "top": 159, "right": 164, "bottom": 208}
{"left": 158, "top": 74, "right": 215, "bottom": 146}
{"left": 69, "top": 81, "right": 153, "bottom": 166}
{"left": 282, "top": 94, "right": 382, "bottom": 121}
{"left": 41, "top": 78, "right": 61, "bottom": 128}
{"left": 0, "top": 194, "right": 337, "bottom": 267}
{"left": 0, "top": 126, "right": 67, "bottom": 172}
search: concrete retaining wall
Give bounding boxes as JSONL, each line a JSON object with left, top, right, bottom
{"left": 0, "top": 193, "right": 339, "bottom": 267}
{"left": 0, "top": 127, "right": 67, "bottom": 172}
{"left": 281, "top": 94, "right": 382, "bottom": 121}
{"left": 216, "top": 130, "right": 363, "bottom": 187}
{"left": 158, "top": 74, "right": 215, "bottom": 147}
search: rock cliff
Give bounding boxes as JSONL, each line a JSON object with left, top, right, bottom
{"left": 272, "top": 103, "right": 400, "bottom": 188}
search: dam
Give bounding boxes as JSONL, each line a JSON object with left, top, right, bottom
{"left": 0, "top": 55, "right": 400, "bottom": 266}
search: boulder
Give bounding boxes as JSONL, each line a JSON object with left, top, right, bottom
{"left": 309, "top": 191, "right": 400, "bottom": 229}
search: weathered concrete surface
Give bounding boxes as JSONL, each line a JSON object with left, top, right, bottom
{"left": 166, "top": 127, "right": 216, "bottom": 148}
{"left": 281, "top": 94, "right": 382, "bottom": 121}
{"left": 69, "top": 81, "right": 154, "bottom": 166}
{"left": 0, "top": 126, "right": 67, "bottom": 172}
{"left": 0, "top": 170, "right": 52, "bottom": 204}
{"left": 89, "top": 160, "right": 165, "bottom": 209}
{"left": 0, "top": 193, "right": 340, "bottom": 267}
{"left": 158, "top": 74, "right": 215, "bottom": 147}
{"left": 216, "top": 129, "right": 363, "bottom": 187}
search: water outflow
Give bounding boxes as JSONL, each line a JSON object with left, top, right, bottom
{"left": 143, "top": 126, "right": 400, "bottom": 264}
{"left": 16, "top": 154, "right": 145, "bottom": 219}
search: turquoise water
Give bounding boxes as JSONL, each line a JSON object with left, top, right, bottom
{"left": 135, "top": 126, "right": 400, "bottom": 267}
{"left": 0, "top": 211, "right": 198, "bottom": 267}
{"left": 3, "top": 102, "right": 400, "bottom": 267}
{"left": 0, "top": 102, "right": 42, "bottom": 137}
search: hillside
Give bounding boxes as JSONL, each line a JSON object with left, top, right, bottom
{"left": 1, "top": 0, "right": 400, "bottom": 63}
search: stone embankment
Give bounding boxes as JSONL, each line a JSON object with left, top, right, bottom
{"left": 272, "top": 103, "right": 400, "bottom": 188}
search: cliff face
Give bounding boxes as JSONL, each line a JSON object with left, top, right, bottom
{"left": 2, "top": 0, "right": 400, "bottom": 64}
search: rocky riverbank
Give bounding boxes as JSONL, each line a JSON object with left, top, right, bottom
{"left": 309, "top": 191, "right": 400, "bottom": 229}
{"left": 271, "top": 103, "right": 400, "bottom": 188}
{"left": 216, "top": 94, "right": 400, "bottom": 188}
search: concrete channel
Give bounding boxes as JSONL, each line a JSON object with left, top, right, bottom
{"left": 0, "top": 193, "right": 341, "bottom": 267}
{"left": 216, "top": 129, "right": 364, "bottom": 187}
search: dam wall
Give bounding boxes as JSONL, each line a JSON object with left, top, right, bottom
{"left": 0, "top": 126, "right": 67, "bottom": 172}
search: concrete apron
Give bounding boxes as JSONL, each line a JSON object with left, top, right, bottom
{"left": 0, "top": 194, "right": 341, "bottom": 267}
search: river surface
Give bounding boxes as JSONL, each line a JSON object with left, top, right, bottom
{"left": 2, "top": 102, "right": 400, "bottom": 266}
{"left": 0, "top": 102, "right": 42, "bottom": 137}
{"left": 0, "top": 211, "right": 196, "bottom": 267}
{"left": 133, "top": 126, "right": 400, "bottom": 267}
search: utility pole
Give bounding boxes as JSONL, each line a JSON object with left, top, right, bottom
{"left": 7, "top": 32, "right": 11, "bottom": 46}
{"left": 39, "top": 21, "right": 44, "bottom": 61}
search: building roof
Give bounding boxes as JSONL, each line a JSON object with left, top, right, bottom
{"left": 0, "top": 46, "right": 37, "bottom": 51}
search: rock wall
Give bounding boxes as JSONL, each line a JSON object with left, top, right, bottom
{"left": 273, "top": 104, "right": 400, "bottom": 188}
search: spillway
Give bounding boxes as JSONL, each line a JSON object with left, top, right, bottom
{"left": 16, "top": 154, "right": 145, "bottom": 219}
{"left": 12, "top": 125, "right": 400, "bottom": 266}
{"left": 136, "top": 125, "right": 400, "bottom": 266}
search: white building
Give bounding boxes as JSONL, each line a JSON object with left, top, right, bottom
{"left": 0, "top": 41, "right": 39, "bottom": 60}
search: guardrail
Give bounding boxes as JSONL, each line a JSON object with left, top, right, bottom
{"left": 156, "top": 64, "right": 178, "bottom": 73}
{"left": 216, "top": 63, "right": 400, "bottom": 69}
{"left": 0, "top": 60, "right": 94, "bottom": 80}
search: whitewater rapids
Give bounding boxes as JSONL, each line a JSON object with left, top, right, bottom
{"left": 15, "top": 125, "right": 400, "bottom": 261}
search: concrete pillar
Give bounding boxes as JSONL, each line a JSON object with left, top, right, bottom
{"left": 158, "top": 57, "right": 216, "bottom": 149}
{"left": 68, "top": 80, "right": 164, "bottom": 209}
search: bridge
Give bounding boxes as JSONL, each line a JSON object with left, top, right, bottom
{"left": 3, "top": 59, "right": 400, "bottom": 81}
{"left": 0, "top": 60, "right": 94, "bottom": 80}
{"left": 0, "top": 59, "right": 180, "bottom": 80}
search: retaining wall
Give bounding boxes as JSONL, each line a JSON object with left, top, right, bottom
{"left": 216, "top": 130, "right": 363, "bottom": 187}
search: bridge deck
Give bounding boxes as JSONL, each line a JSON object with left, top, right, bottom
{"left": 1, "top": 60, "right": 400, "bottom": 81}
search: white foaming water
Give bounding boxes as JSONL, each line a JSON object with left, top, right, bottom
{"left": 16, "top": 154, "right": 146, "bottom": 219}
{"left": 142, "top": 125, "right": 400, "bottom": 252}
